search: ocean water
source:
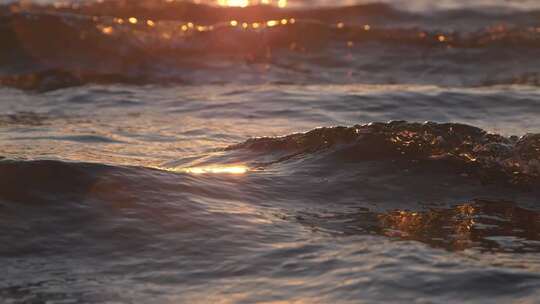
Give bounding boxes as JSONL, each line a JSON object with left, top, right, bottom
{"left": 1, "top": 0, "right": 540, "bottom": 303}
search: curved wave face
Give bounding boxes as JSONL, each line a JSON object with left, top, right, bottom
{"left": 1, "top": 0, "right": 540, "bottom": 303}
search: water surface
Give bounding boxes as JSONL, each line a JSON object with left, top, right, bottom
{"left": 1, "top": 0, "right": 540, "bottom": 303}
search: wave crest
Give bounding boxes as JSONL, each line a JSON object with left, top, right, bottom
{"left": 228, "top": 121, "right": 540, "bottom": 186}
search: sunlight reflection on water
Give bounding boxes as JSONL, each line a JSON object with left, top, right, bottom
{"left": 162, "top": 165, "right": 250, "bottom": 175}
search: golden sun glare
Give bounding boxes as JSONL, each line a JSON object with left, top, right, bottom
{"left": 217, "top": 0, "right": 287, "bottom": 8}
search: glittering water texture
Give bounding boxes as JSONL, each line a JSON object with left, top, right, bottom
{"left": 1, "top": 1, "right": 540, "bottom": 303}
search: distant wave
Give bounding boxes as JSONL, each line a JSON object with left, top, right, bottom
{"left": 1, "top": 2, "right": 540, "bottom": 90}
{"left": 0, "top": 69, "right": 171, "bottom": 92}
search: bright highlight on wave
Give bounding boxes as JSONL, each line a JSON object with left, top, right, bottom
{"left": 217, "top": 0, "right": 287, "bottom": 8}
{"left": 183, "top": 165, "right": 249, "bottom": 174}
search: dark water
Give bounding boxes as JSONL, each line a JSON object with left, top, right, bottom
{"left": 1, "top": 0, "right": 540, "bottom": 303}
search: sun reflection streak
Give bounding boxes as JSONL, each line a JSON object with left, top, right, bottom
{"left": 96, "top": 13, "right": 299, "bottom": 39}
{"left": 183, "top": 165, "right": 249, "bottom": 175}
{"left": 154, "top": 165, "right": 250, "bottom": 175}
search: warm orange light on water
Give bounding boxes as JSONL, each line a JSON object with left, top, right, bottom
{"left": 217, "top": 0, "right": 287, "bottom": 7}
{"left": 100, "top": 26, "right": 113, "bottom": 34}
{"left": 266, "top": 20, "right": 278, "bottom": 27}
{"left": 218, "top": 0, "right": 249, "bottom": 7}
